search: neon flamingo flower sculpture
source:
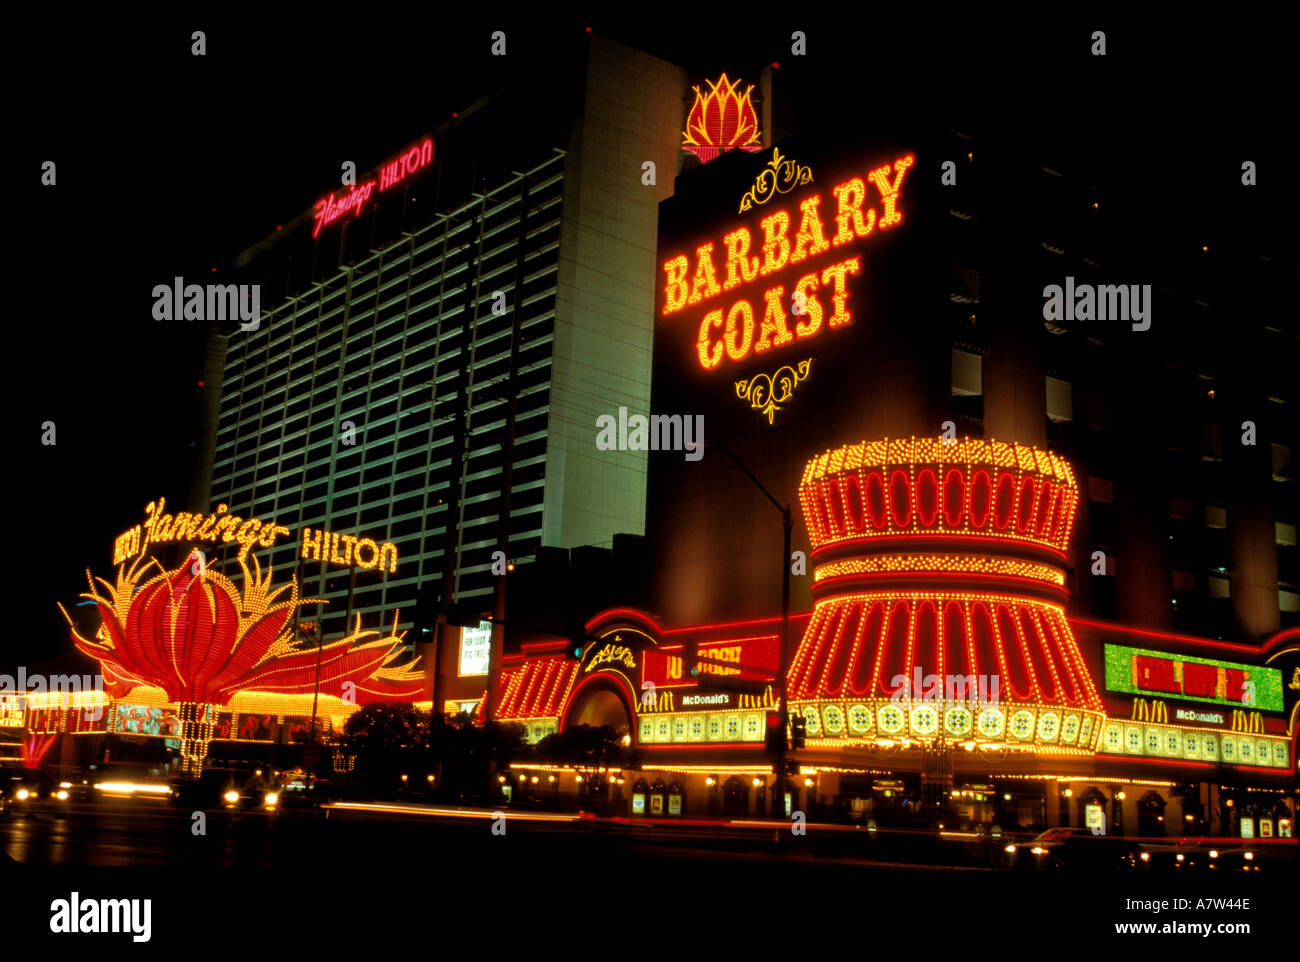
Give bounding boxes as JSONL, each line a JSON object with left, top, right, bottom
{"left": 59, "top": 553, "right": 422, "bottom": 774}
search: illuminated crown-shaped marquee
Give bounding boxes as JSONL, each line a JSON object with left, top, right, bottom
{"left": 789, "top": 437, "right": 1103, "bottom": 756}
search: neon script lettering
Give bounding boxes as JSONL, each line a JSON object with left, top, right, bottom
{"left": 112, "top": 498, "right": 396, "bottom": 574}
{"left": 114, "top": 498, "right": 290, "bottom": 565}
{"left": 586, "top": 643, "right": 636, "bottom": 673}
{"left": 313, "top": 137, "right": 434, "bottom": 238}
{"left": 313, "top": 181, "right": 375, "bottom": 237}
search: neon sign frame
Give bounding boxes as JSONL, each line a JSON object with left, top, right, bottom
{"left": 660, "top": 152, "right": 914, "bottom": 372}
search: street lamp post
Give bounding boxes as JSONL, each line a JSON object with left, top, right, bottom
{"left": 308, "top": 622, "right": 323, "bottom": 741}
{"left": 702, "top": 440, "right": 792, "bottom": 823}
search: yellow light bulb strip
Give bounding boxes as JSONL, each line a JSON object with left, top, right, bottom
{"left": 812, "top": 555, "right": 1065, "bottom": 587}
{"left": 803, "top": 437, "right": 1078, "bottom": 487}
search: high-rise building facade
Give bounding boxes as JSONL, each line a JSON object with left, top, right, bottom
{"left": 194, "top": 36, "right": 690, "bottom": 701}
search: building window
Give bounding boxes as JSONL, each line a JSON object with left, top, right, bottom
{"left": 1201, "top": 424, "right": 1223, "bottom": 462}
{"left": 950, "top": 348, "right": 983, "bottom": 430}
{"left": 1090, "top": 553, "right": 1117, "bottom": 618}
{"left": 951, "top": 349, "right": 982, "bottom": 396}
{"left": 649, "top": 778, "right": 667, "bottom": 816}
{"left": 1085, "top": 388, "right": 1109, "bottom": 431}
{"left": 1279, "top": 518, "right": 1298, "bottom": 618}
{"left": 631, "top": 778, "right": 649, "bottom": 816}
{"left": 1171, "top": 569, "right": 1196, "bottom": 629}
{"left": 668, "top": 781, "right": 685, "bottom": 816}
{"left": 1088, "top": 476, "right": 1114, "bottom": 503}
{"left": 1088, "top": 478, "right": 1115, "bottom": 550}
{"left": 1046, "top": 376, "right": 1073, "bottom": 423}
{"left": 1205, "top": 505, "right": 1227, "bottom": 529}
{"left": 1272, "top": 443, "right": 1291, "bottom": 481}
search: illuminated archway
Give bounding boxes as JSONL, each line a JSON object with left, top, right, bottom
{"left": 1138, "top": 791, "right": 1167, "bottom": 837}
{"left": 566, "top": 686, "right": 632, "bottom": 735}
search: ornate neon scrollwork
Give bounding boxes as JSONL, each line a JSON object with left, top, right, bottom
{"left": 739, "top": 148, "right": 814, "bottom": 214}
{"left": 735, "top": 358, "right": 812, "bottom": 424}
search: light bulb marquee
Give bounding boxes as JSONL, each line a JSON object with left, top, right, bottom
{"left": 660, "top": 151, "right": 914, "bottom": 374}
{"left": 494, "top": 618, "right": 785, "bottom": 749}
{"left": 789, "top": 436, "right": 1102, "bottom": 757}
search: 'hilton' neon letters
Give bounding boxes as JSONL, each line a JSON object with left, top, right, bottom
{"left": 661, "top": 153, "right": 913, "bottom": 370}
{"left": 313, "top": 137, "right": 434, "bottom": 238}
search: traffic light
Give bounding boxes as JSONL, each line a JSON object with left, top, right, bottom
{"left": 764, "top": 709, "right": 786, "bottom": 753}
{"left": 790, "top": 714, "right": 806, "bottom": 750}
{"left": 564, "top": 612, "right": 587, "bottom": 661}
{"left": 413, "top": 590, "right": 482, "bottom": 635}
{"left": 412, "top": 591, "right": 438, "bottom": 640}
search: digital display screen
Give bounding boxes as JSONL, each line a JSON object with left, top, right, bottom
{"left": 459, "top": 621, "right": 492, "bottom": 676}
{"left": 1103, "top": 644, "right": 1282, "bottom": 710}
{"left": 112, "top": 705, "right": 179, "bottom": 736}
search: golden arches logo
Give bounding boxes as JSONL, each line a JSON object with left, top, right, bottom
{"left": 736, "top": 686, "right": 777, "bottom": 711}
{"left": 1231, "top": 710, "right": 1263, "bottom": 733}
{"left": 639, "top": 690, "right": 674, "bottom": 714}
{"left": 1132, "top": 698, "right": 1168, "bottom": 724}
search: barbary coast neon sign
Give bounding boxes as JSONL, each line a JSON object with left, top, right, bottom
{"left": 660, "top": 152, "right": 913, "bottom": 371}
{"left": 313, "top": 137, "right": 434, "bottom": 238}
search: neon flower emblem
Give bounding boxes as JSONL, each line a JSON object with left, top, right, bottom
{"left": 60, "top": 555, "right": 423, "bottom": 772}
{"left": 682, "top": 73, "right": 763, "bottom": 163}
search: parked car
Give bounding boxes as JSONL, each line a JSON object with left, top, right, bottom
{"left": 82, "top": 762, "right": 176, "bottom": 803}
{"left": 1, "top": 768, "right": 71, "bottom": 811}
{"left": 1003, "top": 827, "right": 1140, "bottom": 869}
{"left": 276, "top": 767, "right": 329, "bottom": 808}
{"left": 172, "top": 765, "right": 281, "bottom": 813}
{"left": 1138, "top": 838, "right": 1295, "bottom": 872}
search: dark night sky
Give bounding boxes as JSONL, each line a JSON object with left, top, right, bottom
{"left": 11, "top": 11, "right": 1296, "bottom": 668}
